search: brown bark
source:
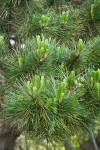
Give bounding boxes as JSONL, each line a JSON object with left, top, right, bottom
{"left": 64, "top": 140, "right": 75, "bottom": 150}
{"left": 0, "top": 120, "right": 19, "bottom": 150}
{"left": 0, "top": 72, "right": 19, "bottom": 150}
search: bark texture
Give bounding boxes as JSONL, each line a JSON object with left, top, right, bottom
{"left": 0, "top": 120, "right": 19, "bottom": 150}
{"left": 0, "top": 72, "right": 19, "bottom": 150}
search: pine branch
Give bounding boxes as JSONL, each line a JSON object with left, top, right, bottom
{"left": 89, "top": 130, "right": 98, "bottom": 150}
{"left": 68, "top": 53, "right": 80, "bottom": 69}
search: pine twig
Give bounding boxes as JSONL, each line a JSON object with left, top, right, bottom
{"left": 89, "top": 130, "right": 98, "bottom": 150}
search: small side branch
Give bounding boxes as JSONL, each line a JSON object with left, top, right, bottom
{"left": 89, "top": 130, "right": 98, "bottom": 150}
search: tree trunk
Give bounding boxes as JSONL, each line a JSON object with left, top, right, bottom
{"left": 0, "top": 120, "right": 19, "bottom": 150}
{"left": 64, "top": 140, "right": 75, "bottom": 150}
{"left": 0, "top": 70, "right": 19, "bottom": 150}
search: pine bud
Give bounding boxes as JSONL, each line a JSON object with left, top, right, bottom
{"left": 31, "top": 75, "right": 44, "bottom": 96}
{"left": 60, "top": 11, "right": 69, "bottom": 24}
{"left": 78, "top": 83, "right": 84, "bottom": 92}
{"left": 38, "top": 76, "right": 44, "bottom": 92}
{"left": 94, "top": 0, "right": 97, "bottom": 3}
{"left": 98, "top": 69, "right": 100, "bottom": 71}
{"left": 60, "top": 83, "right": 65, "bottom": 93}
{"left": 37, "top": 47, "right": 47, "bottom": 61}
{"left": 53, "top": 105, "right": 57, "bottom": 112}
{"left": 0, "top": 36, "right": 4, "bottom": 48}
{"left": 39, "top": 15, "right": 49, "bottom": 26}
{"left": 36, "top": 36, "right": 49, "bottom": 61}
{"left": 32, "top": 75, "right": 40, "bottom": 87}
{"left": 91, "top": 71, "right": 99, "bottom": 83}
{"left": 59, "top": 80, "right": 66, "bottom": 94}
{"left": 56, "top": 46, "right": 60, "bottom": 59}
{"left": 77, "top": 39, "right": 84, "bottom": 52}
{"left": 18, "top": 57, "right": 23, "bottom": 69}
{"left": 41, "top": 15, "right": 47, "bottom": 23}
{"left": 37, "top": 35, "right": 41, "bottom": 44}
{"left": 27, "top": 81, "right": 32, "bottom": 95}
{"left": 59, "top": 92, "right": 64, "bottom": 103}
{"left": 46, "top": 98, "right": 52, "bottom": 107}
{"left": 62, "top": 79, "right": 67, "bottom": 91}
{"left": 94, "top": 0, "right": 99, "bottom": 4}
{"left": 54, "top": 98, "right": 57, "bottom": 103}
{"left": 33, "top": 86, "right": 38, "bottom": 97}
{"left": 90, "top": 77, "right": 94, "bottom": 86}
{"left": 55, "top": 79, "right": 66, "bottom": 102}
{"left": 91, "top": 4, "right": 94, "bottom": 19}
{"left": 96, "top": 71, "right": 99, "bottom": 81}
{"left": 96, "top": 82, "right": 100, "bottom": 99}
{"left": 18, "top": 95, "right": 24, "bottom": 101}
{"left": 65, "top": 11, "right": 69, "bottom": 21}
{"left": 68, "top": 71, "right": 75, "bottom": 86}
{"left": 59, "top": 63, "right": 65, "bottom": 73}
{"left": 40, "top": 76, "right": 44, "bottom": 87}
{"left": 97, "top": 69, "right": 100, "bottom": 76}
{"left": 45, "top": 39, "right": 49, "bottom": 46}
{"left": 37, "top": 47, "right": 44, "bottom": 58}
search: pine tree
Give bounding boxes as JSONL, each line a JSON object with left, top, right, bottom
{"left": 0, "top": 0, "right": 100, "bottom": 149}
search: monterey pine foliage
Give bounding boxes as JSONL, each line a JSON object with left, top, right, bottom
{"left": 0, "top": 0, "right": 100, "bottom": 149}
